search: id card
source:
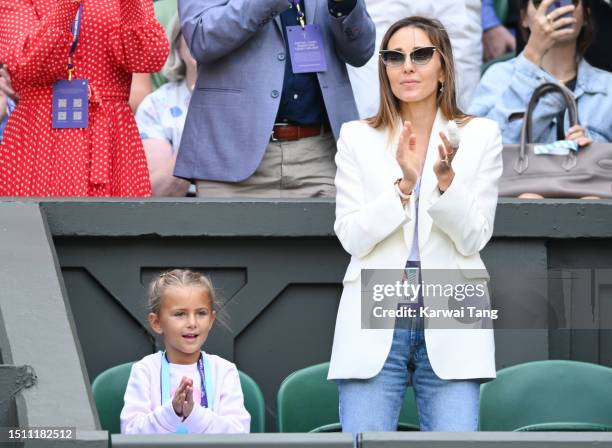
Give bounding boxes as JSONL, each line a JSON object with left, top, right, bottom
{"left": 52, "top": 79, "right": 88, "bottom": 128}
{"left": 286, "top": 24, "right": 328, "bottom": 73}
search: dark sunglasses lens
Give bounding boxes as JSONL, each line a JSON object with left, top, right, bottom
{"left": 411, "top": 47, "right": 435, "bottom": 64}
{"left": 382, "top": 51, "right": 405, "bottom": 66}
{"left": 533, "top": 0, "right": 578, "bottom": 7}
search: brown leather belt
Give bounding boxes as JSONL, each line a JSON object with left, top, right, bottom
{"left": 271, "top": 123, "right": 328, "bottom": 141}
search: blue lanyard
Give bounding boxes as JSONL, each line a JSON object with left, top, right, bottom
{"left": 67, "top": 3, "right": 83, "bottom": 80}
{"left": 160, "top": 351, "right": 215, "bottom": 411}
{"left": 290, "top": 0, "right": 305, "bottom": 28}
{"left": 69, "top": 4, "right": 83, "bottom": 58}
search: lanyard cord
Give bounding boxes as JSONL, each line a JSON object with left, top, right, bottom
{"left": 160, "top": 351, "right": 211, "bottom": 409}
{"left": 67, "top": 3, "right": 83, "bottom": 80}
{"left": 290, "top": 0, "right": 306, "bottom": 29}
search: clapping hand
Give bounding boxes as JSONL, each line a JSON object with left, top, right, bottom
{"left": 433, "top": 131, "right": 456, "bottom": 192}
{"left": 172, "top": 377, "right": 194, "bottom": 419}
{"left": 396, "top": 121, "right": 424, "bottom": 194}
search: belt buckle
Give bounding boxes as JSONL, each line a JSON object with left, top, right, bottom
{"left": 271, "top": 123, "right": 289, "bottom": 142}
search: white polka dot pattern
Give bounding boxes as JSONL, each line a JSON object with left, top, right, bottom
{"left": 0, "top": 0, "right": 169, "bottom": 196}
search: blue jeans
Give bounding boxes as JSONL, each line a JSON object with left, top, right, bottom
{"left": 337, "top": 313, "right": 480, "bottom": 432}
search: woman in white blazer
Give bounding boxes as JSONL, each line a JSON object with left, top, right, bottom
{"left": 329, "top": 17, "right": 503, "bottom": 432}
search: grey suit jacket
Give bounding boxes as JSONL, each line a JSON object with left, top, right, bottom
{"left": 176, "top": 0, "right": 375, "bottom": 182}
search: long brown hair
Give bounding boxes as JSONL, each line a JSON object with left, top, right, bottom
{"left": 367, "top": 16, "right": 470, "bottom": 134}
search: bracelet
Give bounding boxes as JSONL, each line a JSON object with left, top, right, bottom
{"left": 394, "top": 178, "right": 412, "bottom": 200}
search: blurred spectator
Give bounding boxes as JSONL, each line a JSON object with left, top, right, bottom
{"left": 129, "top": 73, "right": 153, "bottom": 113}
{"left": 348, "top": 0, "right": 483, "bottom": 117}
{"left": 129, "top": 0, "right": 178, "bottom": 112}
{"left": 136, "top": 15, "right": 192, "bottom": 196}
{"left": 482, "top": 0, "right": 517, "bottom": 60}
{"left": 177, "top": 0, "right": 375, "bottom": 198}
{"left": 470, "top": 0, "right": 612, "bottom": 146}
{"left": 585, "top": 0, "right": 612, "bottom": 72}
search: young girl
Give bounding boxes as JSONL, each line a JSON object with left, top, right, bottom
{"left": 120, "top": 269, "right": 250, "bottom": 434}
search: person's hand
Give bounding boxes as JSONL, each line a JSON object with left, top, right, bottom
{"left": 396, "top": 121, "right": 424, "bottom": 194}
{"left": 182, "top": 382, "right": 195, "bottom": 419}
{"left": 0, "top": 65, "right": 18, "bottom": 103}
{"left": 433, "top": 131, "right": 456, "bottom": 192}
{"left": 566, "top": 124, "right": 592, "bottom": 147}
{"left": 172, "top": 377, "right": 193, "bottom": 417}
{"left": 523, "top": 0, "right": 576, "bottom": 66}
{"left": 483, "top": 25, "right": 516, "bottom": 61}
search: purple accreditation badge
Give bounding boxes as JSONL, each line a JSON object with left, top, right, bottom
{"left": 52, "top": 79, "right": 89, "bottom": 129}
{"left": 286, "top": 24, "right": 328, "bottom": 74}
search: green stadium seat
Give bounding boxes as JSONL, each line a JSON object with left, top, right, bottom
{"left": 276, "top": 362, "right": 419, "bottom": 432}
{"left": 91, "top": 361, "right": 266, "bottom": 433}
{"left": 479, "top": 360, "right": 612, "bottom": 431}
{"left": 494, "top": 0, "right": 509, "bottom": 23}
{"left": 481, "top": 51, "right": 515, "bottom": 74}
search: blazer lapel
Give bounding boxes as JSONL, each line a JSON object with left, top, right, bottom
{"left": 274, "top": 15, "right": 283, "bottom": 35}
{"left": 417, "top": 109, "right": 447, "bottom": 250}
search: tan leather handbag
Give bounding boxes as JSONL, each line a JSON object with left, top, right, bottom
{"left": 499, "top": 82, "right": 612, "bottom": 198}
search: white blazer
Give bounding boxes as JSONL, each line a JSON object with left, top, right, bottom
{"left": 328, "top": 110, "right": 503, "bottom": 381}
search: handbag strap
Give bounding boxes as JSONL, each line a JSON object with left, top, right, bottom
{"left": 516, "top": 82, "right": 581, "bottom": 173}
{"left": 521, "top": 82, "right": 579, "bottom": 146}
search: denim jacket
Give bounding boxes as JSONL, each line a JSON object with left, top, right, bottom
{"left": 469, "top": 52, "right": 612, "bottom": 144}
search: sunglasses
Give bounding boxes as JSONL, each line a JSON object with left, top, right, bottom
{"left": 531, "top": 0, "right": 578, "bottom": 8}
{"left": 379, "top": 47, "right": 438, "bottom": 68}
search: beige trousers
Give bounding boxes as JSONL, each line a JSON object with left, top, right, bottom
{"left": 197, "top": 131, "right": 336, "bottom": 198}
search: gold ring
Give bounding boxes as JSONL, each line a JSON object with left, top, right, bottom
{"left": 441, "top": 157, "right": 449, "bottom": 165}
{"left": 546, "top": 13, "right": 554, "bottom": 25}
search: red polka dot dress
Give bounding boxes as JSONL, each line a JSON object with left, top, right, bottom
{"left": 0, "top": 0, "right": 169, "bottom": 196}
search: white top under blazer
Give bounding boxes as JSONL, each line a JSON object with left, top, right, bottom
{"left": 328, "top": 110, "right": 503, "bottom": 381}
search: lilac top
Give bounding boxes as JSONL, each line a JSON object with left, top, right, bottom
{"left": 408, "top": 176, "right": 422, "bottom": 262}
{"left": 120, "top": 351, "right": 250, "bottom": 434}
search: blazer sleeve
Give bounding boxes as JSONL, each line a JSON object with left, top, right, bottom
{"left": 110, "top": 0, "right": 169, "bottom": 73}
{"left": 334, "top": 123, "right": 413, "bottom": 259}
{"left": 326, "top": 0, "right": 375, "bottom": 67}
{"left": 426, "top": 120, "right": 503, "bottom": 257}
{"left": 120, "top": 361, "right": 184, "bottom": 434}
{"left": 0, "top": 0, "right": 80, "bottom": 85}
{"left": 179, "top": 0, "right": 289, "bottom": 63}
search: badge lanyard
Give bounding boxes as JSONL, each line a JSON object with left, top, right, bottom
{"left": 286, "top": 1, "right": 328, "bottom": 74}
{"left": 51, "top": 3, "right": 89, "bottom": 129}
{"left": 67, "top": 3, "right": 83, "bottom": 81}
{"left": 160, "top": 351, "right": 214, "bottom": 433}
{"left": 290, "top": 0, "right": 306, "bottom": 29}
